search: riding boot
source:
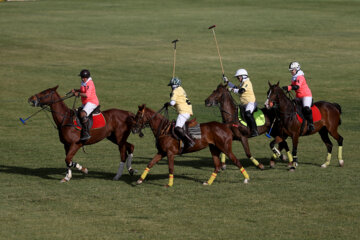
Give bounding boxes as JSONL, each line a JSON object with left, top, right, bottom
{"left": 245, "top": 110, "right": 259, "bottom": 137}
{"left": 175, "top": 127, "right": 195, "bottom": 149}
{"left": 304, "top": 107, "right": 315, "bottom": 132}
{"left": 80, "top": 116, "right": 91, "bottom": 141}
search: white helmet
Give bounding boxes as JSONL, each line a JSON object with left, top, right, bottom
{"left": 234, "top": 69, "right": 248, "bottom": 78}
{"left": 289, "top": 62, "right": 301, "bottom": 71}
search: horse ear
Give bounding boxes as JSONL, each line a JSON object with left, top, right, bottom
{"left": 138, "top": 104, "right": 145, "bottom": 110}
{"left": 276, "top": 81, "right": 279, "bottom": 86}
{"left": 53, "top": 85, "right": 59, "bottom": 91}
{"left": 268, "top": 81, "right": 272, "bottom": 87}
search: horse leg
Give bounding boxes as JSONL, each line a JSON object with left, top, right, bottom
{"left": 203, "top": 145, "right": 222, "bottom": 185}
{"left": 220, "top": 153, "right": 227, "bottom": 170}
{"left": 61, "top": 144, "right": 86, "bottom": 182}
{"left": 125, "top": 142, "right": 136, "bottom": 175}
{"left": 279, "top": 140, "right": 290, "bottom": 162}
{"left": 318, "top": 128, "right": 333, "bottom": 168}
{"left": 289, "top": 135, "right": 299, "bottom": 171}
{"left": 137, "top": 153, "right": 165, "bottom": 185}
{"left": 239, "top": 136, "right": 264, "bottom": 170}
{"left": 328, "top": 129, "right": 344, "bottom": 167}
{"left": 113, "top": 141, "right": 136, "bottom": 180}
{"left": 166, "top": 152, "right": 175, "bottom": 187}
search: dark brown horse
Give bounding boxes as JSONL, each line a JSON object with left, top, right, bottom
{"left": 265, "top": 82, "right": 344, "bottom": 168}
{"left": 131, "top": 104, "right": 250, "bottom": 187}
{"left": 205, "top": 84, "right": 291, "bottom": 168}
{"left": 28, "top": 86, "right": 137, "bottom": 182}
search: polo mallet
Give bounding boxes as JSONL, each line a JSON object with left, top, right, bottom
{"left": 172, "top": 39, "right": 179, "bottom": 78}
{"left": 208, "top": 25, "right": 225, "bottom": 77}
{"left": 19, "top": 106, "right": 47, "bottom": 125}
{"left": 266, "top": 119, "right": 276, "bottom": 138}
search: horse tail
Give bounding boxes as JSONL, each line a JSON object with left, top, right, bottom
{"left": 332, "top": 102, "right": 342, "bottom": 125}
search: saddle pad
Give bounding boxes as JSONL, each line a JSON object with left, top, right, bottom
{"left": 74, "top": 113, "right": 106, "bottom": 130}
{"left": 238, "top": 109, "right": 266, "bottom": 127}
{"left": 188, "top": 124, "right": 201, "bottom": 139}
{"left": 296, "top": 105, "right": 321, "bottom": 123}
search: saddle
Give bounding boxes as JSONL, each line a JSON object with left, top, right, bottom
{"left": 237, "top": 106, "right": 266, "bottom": 127}
{"left": 73, "top": 106, "right": 106, "bottom": 130}
{"left": 170, "top": 118, "right": 201, "bottom": 140}
{"left": 292, "top": 99, "right": 321, "bottom": 123}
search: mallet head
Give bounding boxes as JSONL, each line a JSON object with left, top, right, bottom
{"left": 19, "top": 117, "right": 27, "bottom": 125}
{"left": 172, "top": 39, "right": 179, "bottom": 44}
{"left": 208, "top": 25, "right": 216, "bottom": 29}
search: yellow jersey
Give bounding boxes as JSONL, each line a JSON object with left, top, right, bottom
{"left": 239, "top": 78, "right": 256, "bottom": 105}
{"left": 170, "top": 86, "right": 193, "bottom": 115}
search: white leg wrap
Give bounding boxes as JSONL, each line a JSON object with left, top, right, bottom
{"left": 113, "top": 162, "right": 125, "bottom": 180}
{"left": 64, "top": 169, "right": 72, "bottom": 181}
{"left": 126, "top": 153, "right": 133, "bottom": 171}
{"left": 75, "top": 163, "right": 82, "bottom": 171}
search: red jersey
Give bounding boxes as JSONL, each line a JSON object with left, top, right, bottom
{"left": 80, "top": 78, "right": 99, "bottom": 105}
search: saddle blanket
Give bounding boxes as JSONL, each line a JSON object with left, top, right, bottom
{"left": 188, "top": 124, "right": 201, "bottom": 139}
{"left": 238, "top": 109, "right": 266, "bottom": 127}
{"left": 74, "top": 113, "right": 106, "bottom": 130}
{"left": 296, "top": 105, "right": 321, "bottom": 123}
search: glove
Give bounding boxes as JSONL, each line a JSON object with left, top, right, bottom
{"left": 163, "top": 102, "right": 170, "bottom": 108}
{"left": 282, "top": 86, "right": 289, "bottom": 91}
{"left": 228, "top": 87, "right": 233, "bottom": 92}
{"left": 223, "top": 76, "right": 229, "bottom": 83}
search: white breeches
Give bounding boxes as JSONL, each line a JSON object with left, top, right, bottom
{"left": 245, "top": 102, "right": 257, "bottom": 113}
{"left": 82, "top": 102, "right": 98, "bottom": 116}
{"left": 175, "top": 113, "right": 190, "bottom": 128}
{"left": 299, "top": 97, "right": 312, "bottom": 108}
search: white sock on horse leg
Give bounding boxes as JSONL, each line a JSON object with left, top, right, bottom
{"left": 126, "top": 153, "right": 133, "bottom": 170}
{"left": 114, "top": 162, "right": 125, "bottom": 180}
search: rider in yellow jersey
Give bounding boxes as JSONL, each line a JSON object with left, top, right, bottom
{"left": 164, "top": 77, "right": 195, "bottom": 148}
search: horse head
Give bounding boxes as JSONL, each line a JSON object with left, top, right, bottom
{"left": 131, "top": 104, "right": 150, "bottom": 134}
{"left": 28, "top": 85, "right": 59, "bottom": 107}
{"left": 204, "top": 83, "right": 228, "bottom": 107}
{"left": 265, "top": 81, "right": 283, "bottom": 109}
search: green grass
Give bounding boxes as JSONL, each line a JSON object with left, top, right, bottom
{"left": 1, "top": 0, "right": 360, "bottom": 239}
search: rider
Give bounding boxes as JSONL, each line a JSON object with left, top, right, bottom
{"left": 164, "top": 77, "right": 195, "bottom": 149}
{"left": 223, "top": 68, "right": 259, "bottom": 137}
{"left": 282, "top": 61, "right": 314, "bottom": 132}
{"left": 71, "top": 69, "right": 99, "bottom": 141}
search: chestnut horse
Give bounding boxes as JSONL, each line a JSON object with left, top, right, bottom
{"left": 265, "top": 82, "right": 344, "bottom": 168}
{"left": 205, "top": 84, "right": 291, "bottom": 168}
{"left": 131, "top": 104, "right": 250, "bottom": 187}
{"left": 28, "top": 86, "right": 137, "bottom": 182}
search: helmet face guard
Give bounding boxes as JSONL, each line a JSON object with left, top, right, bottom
{"left": 79, "top": 69, "right": 91, "bottom": 78}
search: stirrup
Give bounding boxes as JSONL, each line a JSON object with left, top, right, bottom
{"left": 80, "top": 132, "right": 91, "bottom": 141}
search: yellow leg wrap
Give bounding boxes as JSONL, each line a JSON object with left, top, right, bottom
{"left": 287, "top": 151, "right": 293, "bottom": 163}
{"left": 271, "top": 153, "right": 278, "bottom": 160}
{"left": 323, "top": 153, "right": 331, "bottom": 166}
{"left": 338, "top": 146, "right": 343, "bottom": 160}
{"left": 207, "top": 172, "right": 217, "bottom": 185}
{"left": 168, "top": 174, "right": 174, "bottom": 187}
{"left": 240, "top": 167, "right": 250, "bottom": 180}
{"left": 220, "top": 153, "right": 226, "bottom": 164}
{"left": 250, "top": 156, "right": 259, "bottom": 166}
{"left": 140, "top": 167, "right": 150, "bottom": 180}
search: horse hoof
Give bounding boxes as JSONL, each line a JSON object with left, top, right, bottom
{"left": 203, "top": 182, "right": 210, "bottom": 186}
{"left": 221, "top": 164, "right": 227, "bottom": 171}
{"left": 280, "top": 154, "right": 287, "bottom": 162}
{"left": 270, "top": 161, "right": 275, "bottom": 168}
{"left": 289, "top": 167, "right": 296, "bottom": 172}
{"left": 113, "top": 175, "right": 120, "bottom": 181}
{"left": 258, "top": 164, "right": 265, "bottom": 170}
{"left": 129, "top": 169, "right": 135, "bottom": 176}
{"left": 136, "top": 179, "right": 143, "bottom": 185}
{"left": 81, "top": 168, "right": 88, "bottom": 174}
{"left": 165, "top": 184, "right": 172, "bottom": 188}
{"left": 321, "top": 164, "right": 328, "bottom": 168}
{"left": 339, "top": 160, "right": 344, "bottom": 167}
{"left": 243, "top": 179, "right": 249, "bottom": 184}
{"left": 60, "top": 178, "right": 68, "bottom": 183}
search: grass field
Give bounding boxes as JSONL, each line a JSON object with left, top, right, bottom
{"left": 1, "top": 0, "right": 360, "bottom": 239}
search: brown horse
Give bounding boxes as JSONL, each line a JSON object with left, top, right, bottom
{"left": 265, "top": 82, "right": 344, "bottom": 168}
{"left": 205, "top": 84, "right": 291, "bottom": 168}
{"left": 28, "top": 86, "right": 137, "bottom": 182}
{"left": 131, "top": 104, "right": 250, "bottom": 187}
